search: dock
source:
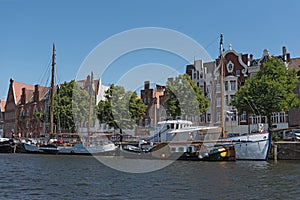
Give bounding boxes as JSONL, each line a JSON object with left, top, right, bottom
{"left": 271, "top": 141, "right": 300, "bottom": 160}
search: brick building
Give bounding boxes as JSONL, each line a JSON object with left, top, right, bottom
{"left": 186, "top": 46, "right": 295, "bottom": 134}
{"left": 3, "top": 79, "right": 50, "bottom": 138}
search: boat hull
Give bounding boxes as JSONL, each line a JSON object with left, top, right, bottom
{"left": 22, "top": 143, "right": 59, "bottom": 154}
{"left": 218, "top": 132, "right": 271, "bottom": 160}
{"left": 57, "top": 143, "right": 117, "bottom": 155}
{"left": 120, "top": 144, "right": 235, "bottom": 161}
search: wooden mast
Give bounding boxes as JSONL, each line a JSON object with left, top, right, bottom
{"left": 220, "top": 34, "right": 226, "bottom": 138}
{"left": 87, "top": 72, "right": 94, "bottom": 135}
{"left": 50, "top": 43, "right": 55, "bottom": 137}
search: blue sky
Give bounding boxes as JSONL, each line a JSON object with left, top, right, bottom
{"left": 1, "top": 0, "right": 300, "bottom": 100}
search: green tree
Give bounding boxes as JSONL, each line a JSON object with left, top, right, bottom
{"left": 96, "top": 84, "right": 147, "bottom": 131}
{"left": 55, "top": 80, "right": 90, "bottom": 132}
{"left": 231, "top": 57, "right": 300, "bottom": 130}
{"left": 164, "top": 74, "right": 210, "bottom": 119}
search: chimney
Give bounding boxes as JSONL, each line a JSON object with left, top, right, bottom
{"left": 282, "top": 46, "right": 287, "bottom": 56}
{"left": 21, "top": 88, "right": 26, "bottom": 105}
{"left": 286, "top": 53, "right": 291, "bottom": 62}
{"left": 282, "top": 46, "right": 287, "bottom": 61}
{"left": 144, "top": 81, "right": 150, "bottom": 90}
{"left": 33, "top": 84, "right": 39, "bottom": 102}
{"left": 249, "top": 54, "right": 253, "bottom": 66}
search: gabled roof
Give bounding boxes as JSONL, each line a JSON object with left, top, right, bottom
{"left": 12, "top": 81, "right": 35, "bottom": 104}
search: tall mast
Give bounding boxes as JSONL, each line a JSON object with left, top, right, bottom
{"left": 220, "top": 34, "right": 226, "bottom": 138}
{"left": 87, "top": 72, "right": 94, "bottom": 134}
{"left": 50, "top": 43, "right": 55, "bottom": 137}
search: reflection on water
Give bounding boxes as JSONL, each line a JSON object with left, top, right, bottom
{"left": 0, "top": 154, "right": 299, "bottom": 199}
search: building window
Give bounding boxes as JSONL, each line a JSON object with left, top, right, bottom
{"left": 200, "top": 114, "right": 205, "bottom": 123}
{"left": 279, "top": 112, "right": 285, "bottom": 123}
{"left": 241, "top": 111, "right": 247, "bottom": 122}
{"left": 271, "top": 113, "right": 277, "bottom": 123}
{"left": 207, "top": 113, "right": 211, "bottom": 122}
{"left": 217, "top": 112, "right": 221, "bottom": 123}
{"left": 236, "top": 70, "right": 240, "bottom": 77}
{"left": 206, "top": 85, "right": 210, "bottom": 94}
{"left": 200, "top": 72, "right": 203, "bottom": 79}
{"left": 230, "top": 80, "right": 236, "bottom": 91}
{"left": 225, "top": 81, "right": 228, "bottom": 91}
{"left": 232, "top": 111, "right": 237, "bottom": 121}
{"left": 252, "top": 115, "right": 258, "bottom": 124}
{"left": 216, "top": 98, "right": 221, "bottom": 107}
{"left": 261, "top": 116, "right": 266, "bottom": 123}
{"left": 216, "top": 84, "right": 221, "bottom": 93}
{"left": 225, "top": 95, "right": 229, "bottom": 106}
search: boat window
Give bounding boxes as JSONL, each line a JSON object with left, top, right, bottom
{"left": 171, "top": 147, "right": 176, "bottom": 152}
{"left": 178, "top": 147, "right": 184, "bottom": 152}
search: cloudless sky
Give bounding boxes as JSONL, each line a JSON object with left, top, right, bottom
{"left": 1, "top": 0, "right": 300, "bottom": 100}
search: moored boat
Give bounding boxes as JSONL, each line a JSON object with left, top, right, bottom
{"left": 145, "top": 118, "right": 270, "bottom": 160}
{"left": 0, "top": 138, "right": 23, "bottom": 153}
{"left": 58, "top": 142, "right": 117, "bottom": 155}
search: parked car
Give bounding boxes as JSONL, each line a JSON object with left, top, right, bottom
{"left": 278, "top": 129, "right": 300, "bottom": 140}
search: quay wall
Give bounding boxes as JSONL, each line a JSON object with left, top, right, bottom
{"left": 270, "top": 141, "right": 300, "bottom": 160}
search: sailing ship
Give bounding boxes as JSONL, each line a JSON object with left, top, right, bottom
{"left": 21, "top": 44, "right": 59, "bottom": 154}
{"left": 21, "top": 44, "right": 117, "bottom": 155}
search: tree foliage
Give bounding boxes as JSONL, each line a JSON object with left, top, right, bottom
{"left": 55, "top": 80, "right": 90, "bottom": 132}
{"left": 164, "top": 74, "right": 210, "bottom": 119}
{"left": 33, "top": 80, "right": 90, "bottom": 132}
{"left": 231, "top": 57, "right": 300, "bottom": 130}
{"left": 96, "top": 84, "right": 147, "bottom": 130}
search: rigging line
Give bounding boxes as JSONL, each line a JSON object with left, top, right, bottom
{"left": 204, "top": 35, "right": 220, "bottom": 50}
{"left": 39, "top": 61, "right": 51, "bottom": 88}
{"left": 37, "top": 54, "right": 52, "bottom": 86}
{"left": 244, "top": 97, "right": 261, "bottom": 117}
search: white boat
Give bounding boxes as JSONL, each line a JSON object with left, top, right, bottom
{"left": 148, "top": 119, "right": 270, "bottom": 160}
{"left": 21, "top": 139, "right": 59, "bottom": 154}
{"left": 142, "top": 119, "right": 236, "bottom": 161}
{"left": 58, "top": 142, "right": 117, "bottom": 155}
{"left": 216, "top": 132, "right": 271, "bottom": 160}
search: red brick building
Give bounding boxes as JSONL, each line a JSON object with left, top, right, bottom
{"left": 4, "top": 79, "right": 50, "bottom": 138}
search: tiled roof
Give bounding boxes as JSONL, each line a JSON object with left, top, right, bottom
{"left": 12, "top": 81, "right": 35, "bottom": 104}
{"left": 11, "top": 81, "right": 50, "bottom": 104}
{"left": 288, "top": 57, "right": 300, "bottom": 71}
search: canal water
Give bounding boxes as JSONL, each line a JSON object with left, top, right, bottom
{"left": 0, "top": 154, "right": 299, "bottom": 200}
